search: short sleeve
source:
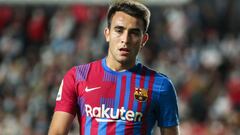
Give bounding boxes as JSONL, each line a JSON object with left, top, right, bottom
{"left": 156, "top": 78, "right": 179, "bottom": 127}
{"left": 54, "top": 67, "right": 77, "bottom": 116}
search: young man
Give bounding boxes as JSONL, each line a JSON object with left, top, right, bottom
{"left": 48, "top": 0, "right": 180, "bottom": 135}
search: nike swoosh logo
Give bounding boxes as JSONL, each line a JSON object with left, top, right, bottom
{"left": 96, "top": 118, "right": 125, "bottom": 123}
{"left": 85, "top": 86, "right": 101, "bottom": 92}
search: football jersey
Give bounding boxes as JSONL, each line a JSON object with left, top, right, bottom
{"left": 55, "top": 58, "right": 179, "bottom": 135}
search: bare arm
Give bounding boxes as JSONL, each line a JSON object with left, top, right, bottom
{"left": 158, "top": 126, "right": 180, "bottom": 135}
{"left": 48, "top": 111, "right": 75, "bottom": 135}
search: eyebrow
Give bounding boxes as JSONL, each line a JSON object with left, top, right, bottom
{"left": 130, "top": 28, "right": 141, "bottom": 33}
{"left": 113, "top": 25, "right": 142, "bottom": 33}
{"left": 114, "top": 26, "right": 124, "bottom": 30}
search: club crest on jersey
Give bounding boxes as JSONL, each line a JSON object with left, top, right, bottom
{"left": 134, "top": 88, "right": 148, "bottom": 102}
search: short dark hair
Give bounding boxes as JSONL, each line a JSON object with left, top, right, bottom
{"left": 107, "top": 0, "right": 151, "bottom": 33}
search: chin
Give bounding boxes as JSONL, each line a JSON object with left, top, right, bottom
{"left": 117, "top": 57, "right": 132, "bottom": 64}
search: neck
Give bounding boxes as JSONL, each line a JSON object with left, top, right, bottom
{"left": 106, "top": 56, "right": 136, "bottom": 72}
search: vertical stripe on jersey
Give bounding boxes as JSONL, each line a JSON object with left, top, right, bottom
{"left": 85, "top": 116, "right": 92, "bottom": 135}
{"left": 106, "top": 121, "right": 116, "bottom": 135}
{"left": 115, "top": 75, "right": 127, "bottom": 134}
{"left": 133, "top": 67, "right": 146, "bottom": 135}
{"left": 142, "top": 70, "right": 155, "bottom": 134}
{"left": 76, "top": 64, "right": 90, "bottom": 81}
{"left": 78, "top": 97, "right": 87, "bottom": 134}
{"left": 125, "top": 72, "right": 136, "bottom": 135}
{"left": 98, "top": 98, "right": 115, "bottom": 134}
{"left": 118, "top": 76, "right": 127, "bottom": 108}
{"left": 106, "top": 75, "right": 122, "bottom": 135}
{"left": 123, "top": 74, "right": 131, "bottom": 135}
{"left": 114, "top": 75, "right": 122, "bottom": 110}
{"left": 141, "top": 68, "right": 150, "bottom": 113}
{"left": 90, "top": 119, "right": 98, "bottom": 135}
{"left": 78, "top": 97, "right": 86, "bottom": 115}
{"left": 98, "top": 122, "right": 107, "bottom": 135}
{"left": 137, "top": 67, "right": 146, "bottom": 112}
{"left": 80, "top": 116, "right": 86, "bottom": 134}
{"left": 133, "top": 67, "right": 141, "bottom": 111}
{"left": 100, "top": 98, "right": 115, "bottom": 108}
{"left": 127, "top": 72, "right": 136, "bottom": 110}
{"left": 123, "top": 74, "right": 131, "bottom": 111}
{"left": 103, "top": 72, "right": 117, "bottom": 82}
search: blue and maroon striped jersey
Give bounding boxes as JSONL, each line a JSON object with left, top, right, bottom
{"left": 55, "top": 58, "right": 179, "bottom": 135}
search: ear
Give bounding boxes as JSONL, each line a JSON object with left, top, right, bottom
{"left": 104, "top": 27, "right": 110, "bottom": 42}
{"left": 141, "top": 33, "right": 149, "bottom": 48}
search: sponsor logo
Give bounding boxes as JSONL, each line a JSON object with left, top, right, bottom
{"left": 95, "top": 118, "right": 125, "bottom": 122}
{"left": 134, "top": 88, "right": 148, "bottom": 102}
{"left": 85, "top": 104, "right": 143, "bottom": 122}
{"left": 85, "top": 86, "right": 101, "bottom": 92}
{"left": 56, "top": 80, "right": 63, "bottom": 101}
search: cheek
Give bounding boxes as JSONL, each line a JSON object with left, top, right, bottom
{"left": 133, "top": 39, "right": 143, "bottom": 48}
{"left": 134, "top": 41, "right": 143, "bottom": 53}
{"left": 109, "top": 37, "right": 121, "bottom": 50}
{"left": 133, "top": 36, "right": 143, "bottom": 44}
{"left": 131, "top": 44, "right": 141, "bottom": 54}
{"left": 112, "top": 35, "right": 121, "bottom": 43}
{"left": 109, "top": 42, "right": 117, "bottom": 52}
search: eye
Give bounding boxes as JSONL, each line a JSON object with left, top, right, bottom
{"left": 130, "top": 30, "right": 141, "bottom": 37}
{"left": 114, "top": 27, "right": 123, "bottom": 33}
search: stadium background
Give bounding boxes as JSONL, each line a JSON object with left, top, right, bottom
{"left": 0, "top": 0, "right": 240, "bottom": 134}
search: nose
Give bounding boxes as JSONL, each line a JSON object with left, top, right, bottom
{"left": 121, "top": 31, "right": 130, "bottom": 44}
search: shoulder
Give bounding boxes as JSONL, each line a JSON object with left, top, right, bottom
{"left": 69, "top": 59, "right": 102, "bottom": 81}
{"left": 155, "top": 72, "right": 175, "bottom": 93}
{"left": 75, "top": 59, "right": 101, "bottom": 70}
{"left": 141, "top": 64, "right": 170, "bottom": 81}
{"left": 155, "top": 72, "right": 173, "bottom": 86}
{"left": 142, "top": 65, "right": 175, "bottom": 92}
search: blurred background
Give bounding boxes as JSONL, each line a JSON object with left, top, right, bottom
{"left": 0, "top": 0, "right": 240, "bottom": 134}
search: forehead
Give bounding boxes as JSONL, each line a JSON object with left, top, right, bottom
{"left": 110, "top": 11, "right": 144, "bottom": 31}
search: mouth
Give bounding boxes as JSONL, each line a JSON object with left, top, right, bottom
{"left": 119, "top": 48, "right": 130, "bottom": 56}
{"left": 119, "top": 48, "right": 130, "bottom": 52}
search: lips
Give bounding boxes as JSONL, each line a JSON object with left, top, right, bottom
{"left": 119, "top": 48, "right": 130, "bottom": 56}
{"left": 119, "top": 48, "right": 130, "bottom": 52}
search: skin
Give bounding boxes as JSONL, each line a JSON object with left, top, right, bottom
{"left": 104, "top": 11, "right": 148, "bottom": 72}
{"left": 160, "top": 126, "right": 180, "bottom": 135}
{"left": 48, "top": 11, "right": 180, "bottom": 135}
{"left": 105, "top": 11, "right": 180, "bottom": 135}
{"left": 48, "top": 112, "right": 74, "bottom": 135}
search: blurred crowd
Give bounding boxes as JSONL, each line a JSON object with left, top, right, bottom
{"left": 0, "top": 0, "right": 240, "bottom": 135}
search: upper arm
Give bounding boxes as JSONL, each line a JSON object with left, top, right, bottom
{"left": 160, "top": 126, "right": 180, "bottom": 135}
{"left": 49, "top": 67, "right": 77, "bottom": 135}
{"left": 48, "top": 111, "right": 75, "bottom": 135}
{"left": 156, "top": 78, "right": 179, "bottom": 127}
{"left": 55, "top": 67, "right": 78, "bottom": 115}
